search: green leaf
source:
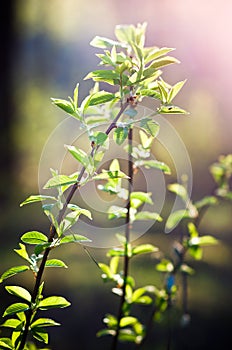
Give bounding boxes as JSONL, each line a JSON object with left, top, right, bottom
{"left": 0, "top": 338, "right": 13, "bottom": 349}
{"left": 140, "top": 119, "right": 160, "bottom": 138}
{"left": 156, "top": 259, "right": 174, "bottom": 272}
{"left": 38, "top": 296, "right": 71, "bottom": 310}
{"left": 120, "top": 317, "right": 137, "bottom": 327}
{"left": 84, "top": 70, "right": 120, "bottom": 86}
{"left": 158, "top": 105, "right": 188, "bottom": 114}
{"left": 132, "top": 244, "right": 158, "bottom": 256}
{"left": 5, "top": 286, "right": 31, "bottom": 302}
{"left": 0, "top": 266, "right": 29, "bottom": 283}
{"left": 139, "top": 130, "right": 153, "bottom": 149}
{"left": 108, "top": 206, "right": 127, "bottom": 219}
{"left": 14, "top": 244, "right": 31, "bottom": 263}
{"left": 168, "top": 183, "right": 188, "bottom": 201}
{"left": 20, "top": 195, "right": 57, "bottom": 207}
{"left": 165, "top": 209, "right": 189, "bottom": 231}
{"left": 60, "top": 233, "right": 91, "bottom": 244}
{"left": 144, "top": 47, "right": 175, "bottom": 64}
{"left": 167, "top": 80, "right": 186, "bottom": 103}
{"left": 98, "top": 263, "right": 113, "bottom": 280}
{"left": 43, "top": 175, "right": 77, "bottom": 189}
{"left": 195, "top": 196, "right": 218, "bottom": 209}
{"left": 3, "top": 303, "right": 29, "bottom": 317}
{"left": 115, "top": 24, "right": 135, "bottom": 44}
{"left": 113, "top": 127, "right": 128, "bottom": 145}
{"left": 89, "top": 131, "right": 108, "bottom": 147}
{"left": 51, "top": 98, "right": 73, "bottom": 113}
{"left": 90, "top": 35, "right": 128, "bottom": 49}
{"left": 89, "top": 91, "right": 115, "bottom": 106}
{"left": 180, "top": 264, "right": 195, "bottom": 275}
{"left": 31, "top": 318, "right": 60, "bottom": 328}
{"left": 73, "top": 83, "right": 79, "bottom": 109}
{"left": 0, "top": 319, "right": 22, "bottom": 329}
{"left": 136, "top": 160, "right": 171, "bottom": 174}
{"left": 93, "top": 170, "right": 128, "bottom": 181}
{"left": 131, "top": 192, "right": 153, "bottom": 205}
{"left": 65, "top": 145, "right": 89, "bottom": 168}
{"left": 134, "top": 211, "right": 162, "bottom": 222}
{"left": 31, "top": 328, "right": 49, "bottom": 344}
{"left": 21, "top": 231, "right": 48, "bottom": 245}
{"left": 67, "top": 204, "right": 92, "bottom": 220}
{"left": 149, "top": 56, "right": 180, "bottom": 69}
{"left": 45, "top": 259, "right": 68, "bottom": 268}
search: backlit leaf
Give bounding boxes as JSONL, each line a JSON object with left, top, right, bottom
{"left": 14, "top": 244, "right": 31, "bottom": 263}
{"left": 3, "top": 303, "right": 29, "bottom": 317}
{"left": 5, "top": 286, "right": 31, "bottom": 303}
{"left": 60, "top": 234, "right": 91, "bottom": 244}
{"left": 89, "top": 91, "right": 115, "bottom": 106}
{"left": 0, "top": 266, "right": 29, "bottom": 283}
{"left": 149, "top": 56, "right": 180, "bottom": 69}
{"left": 45, "top": 259, "right": 68, "bottom": 268}
{"left": 43, "top": 175, "right": 77, "bottom": 189}
{"left": 38, "top": 296, "right": 71, "bottom": 310}
{"left": 31, "top": 318, "right": 60, "bottom": 328}
{"left": 21, "top": 231, "right": 48, "bottom": 245}
{"left": 0, "top": 319, "right": 22, "bottom": 329}
{"left": 132, "top": 244, "right": 158, "bottom": 256}
{"left": 20, "top": 195, "right": 57, "bottom": 207}
{"left": 135, "top": 211, "right": 162, "bottom": 221}
{"left": 113, "top": 127, "right": 128, "bottom": 145}
{"left": 65, "top": 145, "right": 89, "bottom": 168}
{"left": 90, "top": 35, "right": 128, "bottom": 49}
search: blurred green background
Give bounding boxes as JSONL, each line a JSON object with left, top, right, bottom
{"left": 0, "top": 1, "right": 232, "bottom": 349}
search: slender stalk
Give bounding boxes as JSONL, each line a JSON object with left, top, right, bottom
{"left": 18, "top": 102, "right": 129, "bottom": 350}
{"left": 111, "top": 127, "right": 133, "bottom": 350}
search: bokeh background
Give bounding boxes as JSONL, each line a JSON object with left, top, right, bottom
{"left": 0, "top": 1, "right": 232, "bottom": 349}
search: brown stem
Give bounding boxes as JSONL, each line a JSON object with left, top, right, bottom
{"left": 111, "top": 127, "right": 133, "bottom": 350}
{"left": 18, "top": 102, "right": 129, "bottom": 350}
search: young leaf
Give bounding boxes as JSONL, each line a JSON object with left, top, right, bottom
{"left": 0, "top": 266, "right": 30, "bottom": 283}
{"left": 140, "top": 119, "right": 160, "bottom": 138}
{"left": 168, "top": 183, "right": 188, "bottom": 201}
{"left": 134, "top": 211, "right": 162, "bottom": 222}
{"left": 20, "top": 195, "right": 57, "bottom": 207}
{"left": 73, "top": 83, "right": 79, "bottom": 109}
{"left": 84, "top": 70, "right": 120, "bottom": 86}
{"left": 130, "top": 192, "right": 153, "bottom": 205}
{"left": 21, "top": 231, "right": 48, "bottom": 245}
{"left": 144, "top": 47, "right": 175, "bottom": 64}
{"left": 14, "top": 244, "right": 31, "bottom": 263}
{"left": 0, "top": 319, "right": 22, "bottom": 329}
{"left": 43, "top": 175, "right": 77, "bottom": 189}
{"left": 89, "top": 131, "right": 108, "bottom": 147}
{"left": 156, "top": 259, "right": 174, "bottom": 272}
{"left": 38, "top": 296, "right": 71, "bottom": 310}
{"left": 45, "top": 259, "right": 68, "bottom": 268}
{"left": 51, "top": 98, "right": 77, "bottom": 117}
{"left": 149, "top": 56, "right": 180, "bottom": 70}
{"left": 90, "top": 35, "right": 128, "bottom": 49}
{"left": 65, "top": 145, "right": 89, "bottom": 168}
{"left": 0, "top": 338, "right": 13, "bottom": 349}
{"left": 3, "top": 303, "right": 29, "bottom": 317}
{"left": 31, "top": 328, "right": 49, "bottom": 344}
{"left": 60, "top": 234, "right": 91, "bottom": 244}
{"left": 132, "top": 244, "right": 158, "bottom": 256}
{"left": 167, "top": 80, "right": 186, "bottom": 103}
{"left": 165, "top": 209, "right": 189, "bottom": 231}
{"left": 114, "top": 127, "right": 128, "bottom": 145}
{"left": 137, "top": 160, "right": 171, "bottom": 174}
{"left": 158, "top": 105, "right": 188, "bottom": 114}
{"left": 88, "top": 91, "right": 115, "bottom": 106}
{"left": 5, "top": 286, "right": 31, "bottom": 303}
{"left": 120, "top": 316, "right": 137, "bottom": 327}
{"left": 30, "top": 318, "right": 60, "bottom": 328}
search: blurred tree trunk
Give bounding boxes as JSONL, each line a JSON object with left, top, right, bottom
{"left": 0, "top": 1, "right": 15, "bottom": 208}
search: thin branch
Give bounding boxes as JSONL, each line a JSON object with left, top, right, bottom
{"left": 18, "top": 101, "right": 129, "bottom": 350}
{"left": 111, "top": 127, "right": 133, "bottom": 350}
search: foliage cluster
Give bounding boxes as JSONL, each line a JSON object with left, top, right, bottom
{"left": 0, "top": 23, "right": 231, "bottom": 350}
